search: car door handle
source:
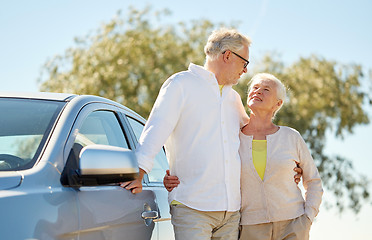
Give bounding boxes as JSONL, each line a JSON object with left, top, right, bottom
{"left": 141, "top": 210, "right": 158, "bottom": 220}
{"left": 142, "top": 203, "right": 159, "bottom": 226}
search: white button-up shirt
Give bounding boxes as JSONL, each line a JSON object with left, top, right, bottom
{"left": 136, "top": 63, "right": 248, "bottom": 211}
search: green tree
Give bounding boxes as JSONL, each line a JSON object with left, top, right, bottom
{"left": 40, "top": 6, "right": 215, "bottom": 117}
{"left": 39, "top": 6, "right": 371, "bottom": 213}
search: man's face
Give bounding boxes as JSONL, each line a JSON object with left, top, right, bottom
{"left": 224, "top": 46, "right": 249, "bottom": 85}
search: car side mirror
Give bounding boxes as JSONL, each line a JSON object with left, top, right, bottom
{"left": 61, "top": 144, "right": 139, "bottom": 187}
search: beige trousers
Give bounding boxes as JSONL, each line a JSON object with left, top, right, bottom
{"left": 170, "top": 204, "right": 240, "bottom": 240}
{"left": 239, "top": 214, "right": 312, "bottom": 240}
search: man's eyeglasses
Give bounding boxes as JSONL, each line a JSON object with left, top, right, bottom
{"left": 223, "top": 50, "right": 249, "bottom": 69}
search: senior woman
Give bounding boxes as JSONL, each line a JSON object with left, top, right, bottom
{"left": 163, "top": 72, "right": 320, "bottom": 240}
{"left": 238, "top": 73, "right": 323, "bottom": 240}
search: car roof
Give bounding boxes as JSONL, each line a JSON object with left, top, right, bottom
{"left": 0, "top": 91, "right": 145, "bottom": 121}
{"left": 0, "top": 92, "right": 76, "bottom": 101}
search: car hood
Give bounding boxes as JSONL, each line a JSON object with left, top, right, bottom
{"left": 0, "top": 172, "right": 23, "bottom": 190}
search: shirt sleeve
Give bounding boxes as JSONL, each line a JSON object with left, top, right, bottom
{"left": 232, "top": 90, "right": 249, "bottom": 128}
{"left": 237, "top": 98, "right": 249, "bottom": 128}
{"left": 135, "top": 76, "right": 184, "bottom": 173}
{"left": 297, "top": 133, "right": 324, "bottom": 222}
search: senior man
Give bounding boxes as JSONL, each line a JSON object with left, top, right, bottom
{"left": 123, "top": 28, "right": 300, "bottom": 240}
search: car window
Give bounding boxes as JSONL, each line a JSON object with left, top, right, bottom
{"left": 0, "top": 98, "right": 64, "bottom": 171}
{"left": 126, "top": 117, "right": 169, "bottom": 183}
{"left": 75, "top": 110, "right": 129, "bottom": 149}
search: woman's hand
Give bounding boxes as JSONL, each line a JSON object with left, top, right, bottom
{"left": 163, "top": 170, "right": 180, "bottom": 192}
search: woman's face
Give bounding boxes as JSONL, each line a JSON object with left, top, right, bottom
{"left": 247, "top": 79, "right": 282, "bottom": 114}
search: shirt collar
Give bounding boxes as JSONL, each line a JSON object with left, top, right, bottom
{"left": 188, "top": 63, "right": 217, "bottom": 84}
{"left": 188, "top": 63, "right": 233, "bottom": 91}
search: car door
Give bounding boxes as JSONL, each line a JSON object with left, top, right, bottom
{"left": 124, "top": 115, "right": 175, "bottom": 240}
{"left": 65, "top": 102, "right": 159, "bottom": 240}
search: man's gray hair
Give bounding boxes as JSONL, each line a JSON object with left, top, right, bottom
{"left": 204, "top": 28, "right": 252, "bottom": 60}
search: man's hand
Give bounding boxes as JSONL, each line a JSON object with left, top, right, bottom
{"left": 120, "top": 179, "right": 142, "bottom": 194}
{"left": 120, "top": 168, "right": 145, "bottom": 194}
{"left": 163, "top": 170, "right": 180, "bottom": 192}
{"left": 294, "top": 162, "right": 303, "bottom": 184}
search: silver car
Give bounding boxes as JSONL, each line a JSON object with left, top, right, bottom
{"left": 0, "top": 92, "right": 174, "bottom": 240}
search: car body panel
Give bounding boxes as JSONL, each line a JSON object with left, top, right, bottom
{"left": 77, "top": 188, "right": 157, "bottom": 240}
{"left": 149, "top": 187, "right": 174, "bottom": 240}
{"left": 0, "top": 172, "right": 23, "bottom": 190}
{"left": 0, "top": 163, "right": 79, "bottom": 239}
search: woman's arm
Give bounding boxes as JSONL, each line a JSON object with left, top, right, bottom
{"left": 163, "top": 170, "right": 180, "bottom": 192}
{"left": 298, "top": 134, "right": 324, "bottom": 222}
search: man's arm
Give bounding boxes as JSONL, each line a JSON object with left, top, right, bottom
{"left": 135, "top": 77, "right": 184, "bottom": 174}
{"left": 122, "top": 76, "right": 184, "bottom": 194}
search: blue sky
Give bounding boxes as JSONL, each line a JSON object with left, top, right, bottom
{"left": 1, "top": 0, "right": 371, "bottom": 239}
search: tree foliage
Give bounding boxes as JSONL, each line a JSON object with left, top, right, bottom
{"left": 39, "top": 6, "right": 371, "bottom": 213}
{"left": 40, "top": 6, "right": 215, "bottom": 117}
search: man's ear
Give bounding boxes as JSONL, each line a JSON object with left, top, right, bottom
{"left": 222, "top": 50, "right": 231, "bottom": 63}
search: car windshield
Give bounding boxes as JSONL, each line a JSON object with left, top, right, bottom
{"left": 0, "top": 98, "right": 65, "bottom": 171}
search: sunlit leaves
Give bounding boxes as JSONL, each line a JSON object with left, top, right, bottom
{"left": 39, "top": 7, "right": 215, "bottom": 117}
